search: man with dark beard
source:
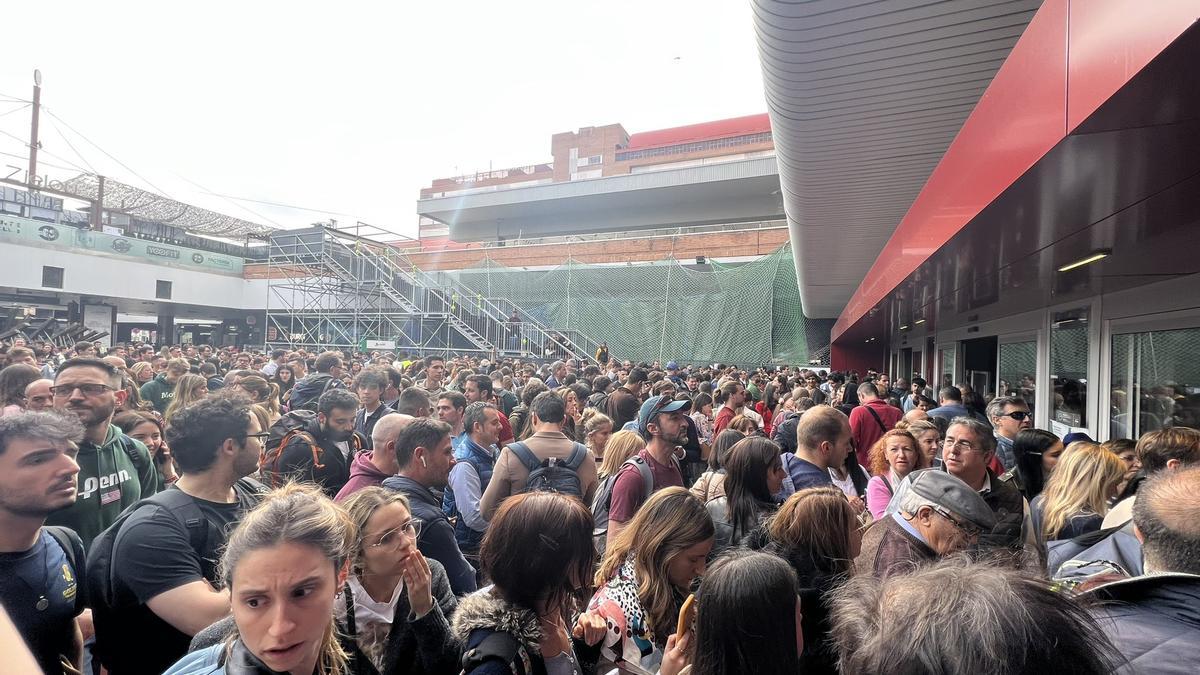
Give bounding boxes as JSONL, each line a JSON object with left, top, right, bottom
{"left": 262, "top": 388, "right": 364, "bottom": 496}
{"left": 45, "top": 359, "right": 158, "bottom": 548}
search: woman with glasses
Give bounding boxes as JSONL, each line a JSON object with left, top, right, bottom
{"left": 337, "top": 486, "right": 459, "bottom": 675}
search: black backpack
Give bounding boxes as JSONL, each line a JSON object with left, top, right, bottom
{"left": 44, "top": 526, "right": 86, "bottom": 615}
{"left": 259, "top": 410, "right": 362, "bottom": 489}
{"left": 508, "top": 441, "right": 588, "bottom": 498}
{"left": 85, "top": 480, "right": 265, "bottom": 612}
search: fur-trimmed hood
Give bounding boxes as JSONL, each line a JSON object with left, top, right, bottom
{"left": 451, "top": 587, "right": 542, "bottom": 652}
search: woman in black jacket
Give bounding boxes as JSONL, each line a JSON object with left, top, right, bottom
{"left": 338, "top": 487, "right": 460, "bottom": 675}
{"left": 748, "top": 487, "right": 861, "bottom": 675}
{"left": 452, "top": 492, "right": 607, "bottom": 675}
{"left": 705, "top": 436, "right": 786, "bottom": 554}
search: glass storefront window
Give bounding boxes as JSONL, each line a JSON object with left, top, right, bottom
{"left": 1110, "top": 325, "right": 1200, "bottom": 440}
{"left": 999, "top": 340, "right": 1036, "bottom": 410}
{"left": 939, "top": 347, "right": 956, "bottom": 389}
{"left": 1051, "top": 308, "right": 1089, "bottom": 430}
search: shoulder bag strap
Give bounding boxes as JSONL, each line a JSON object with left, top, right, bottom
{"left": 865, "top": 405, "right": 889, "bottom": 433}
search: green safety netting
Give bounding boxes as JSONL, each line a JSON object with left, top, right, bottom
{"left": 444, "top": 243, "right": 812, "bottom": 366}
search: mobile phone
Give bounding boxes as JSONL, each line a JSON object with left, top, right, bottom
{"left": 676, "top": 594, "right": 696, "bottom": 636}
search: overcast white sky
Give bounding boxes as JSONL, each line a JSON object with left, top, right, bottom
{"left": 0, "top": 1, "right": 766, "bottom": 238}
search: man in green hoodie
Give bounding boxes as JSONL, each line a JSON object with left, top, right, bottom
{"left": 46, "top": 358, "right": 159, "bottom": 548}
{"left": 139, "top": 358, "right": 189, "bottom": 415}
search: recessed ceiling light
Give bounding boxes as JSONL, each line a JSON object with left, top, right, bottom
{"left": 914, "top": 318, "right": 926, "bottom": 325}
{"left": 1058, "top": 249, "right": 1112, "bottom": 273}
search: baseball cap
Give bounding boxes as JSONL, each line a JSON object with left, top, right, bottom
{"left": 638, "top": 394, "right": 691, "bottom": 435}
{"left": 907, "top": 469, "right": 996, "bottom": 532}
{"left": 666, "top": 361, "right": 679, "bottom": 370}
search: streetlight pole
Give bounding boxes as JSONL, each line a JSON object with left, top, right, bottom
{"left": 28, "top": 69, "right": 42, "bottom": 187}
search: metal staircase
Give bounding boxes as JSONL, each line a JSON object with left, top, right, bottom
{"left": 264, "top": 225, "right": 604, "bottom": 363}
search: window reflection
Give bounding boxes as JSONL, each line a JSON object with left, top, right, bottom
{"left": 1051, "top": 308, "right": 1089, "bottom": 429}
{"left": 999, "top": 341, "right": 1036, "bottom": 412}
{"left": 1111, "top": 326, "right": 1200, "bottom": 440}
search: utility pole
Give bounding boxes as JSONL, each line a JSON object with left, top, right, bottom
{"left": 28, "top": 70, "right": 42, "bottom": 187}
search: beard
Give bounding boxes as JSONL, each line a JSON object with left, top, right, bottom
{"left": 323, "top": 427, "right": 353, "bottom": 443}
{"left": 62, "top": 400, "right": 114, "bottom": 429}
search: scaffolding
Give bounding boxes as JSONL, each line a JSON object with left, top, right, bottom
{"left": 264, "top": 224, "right": 604, "bottom": 363}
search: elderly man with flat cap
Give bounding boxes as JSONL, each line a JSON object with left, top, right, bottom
{"left": 855, "top": 469, "right": 995, "bottom": 579}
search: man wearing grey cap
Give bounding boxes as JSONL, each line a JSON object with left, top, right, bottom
{"left": 855, "top": 469, "right": 995, "bottom": 579}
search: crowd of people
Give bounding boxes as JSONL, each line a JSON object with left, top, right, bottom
{"left": 0, "top": 337, "right": 1197, "bottom": 674}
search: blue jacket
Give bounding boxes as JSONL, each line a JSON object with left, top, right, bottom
{"left": 1088, "top": 574, "right": 1200, "bottom": 674}
{"left": 443, "top": 434, "right": 497, "bottom": 554}
{"left": 382, "top": 475, "right": 477, "bottom": 596}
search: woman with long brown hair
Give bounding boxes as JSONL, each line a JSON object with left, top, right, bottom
{"left": 589, "top": 487, "right": 714, "bottom": 675}
{"left": 749, "top": 487, "right": 862, "bottom": 675}
{"left": 705, "top": 436, "right": 786, "bottom": 554}
{"left": 453, "top": 491, "right": 607, "bottom": 675}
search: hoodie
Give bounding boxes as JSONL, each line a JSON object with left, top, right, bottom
{"left": 334, "top": 451, "right": 393, "bottom": 502}
{"left": 138, "top": 374, "right": 176, "bottom": 414}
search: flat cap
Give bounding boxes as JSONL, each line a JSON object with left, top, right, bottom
{"left": 908, "top": 469, "right": 996, "bottom": 531}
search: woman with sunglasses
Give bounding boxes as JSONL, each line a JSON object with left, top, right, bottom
{"left": 338, "top": 486, "right": 459, "bottom": 675}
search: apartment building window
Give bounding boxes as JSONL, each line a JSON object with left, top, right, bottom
{"left": 615, "top": 132, "right": 772, "bottom": 161}
{"left": 42, "top": 266, "right": 64, "bottom": 289}
{"left": 156, "top": 280, "right": 172, "bottom": 299}
{"left": 577, "top": 155, "right": 602, "bottom": 167}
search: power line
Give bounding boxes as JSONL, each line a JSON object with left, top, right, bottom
{"left": 201, "top": 190, "right": 363, "bottom": 218}
{"left": 42, "top": 108, "right": 172, "bottom": 198}
{"left": 0, "top": 103, "right": 30, "bottom": 118}
{"left": 171, "top": 172, "right": 284, "bottom": 228}
{"left": 46, "top": 116, "right": 98, "bottom": 174}
{"left": 0, "top": 149, "right": 85, "bottom": 174}
{"left": 0, "top": 128, "right": 94, "bottom": 175}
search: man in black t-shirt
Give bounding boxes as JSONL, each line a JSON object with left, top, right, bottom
{"left": 0, "top": 410, "right": 88, "bottom": 675}
{"left": 92, "top": 395, "right": 265, "bottom": 675}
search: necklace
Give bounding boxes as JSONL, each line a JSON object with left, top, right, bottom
{"left": 9, "top": 531, "right": 53, "bottom": 611}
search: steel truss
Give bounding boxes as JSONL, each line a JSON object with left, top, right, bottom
{"left": 263, "top": 224, "right": 603, "bottom": 363}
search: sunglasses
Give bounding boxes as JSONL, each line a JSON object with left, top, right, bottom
{"left": 1000, "top": 411, "right": 1031, "bottom": 421}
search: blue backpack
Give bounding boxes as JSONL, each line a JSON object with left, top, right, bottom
{"left": 508, "top": 441, "right": 588, "bottom": 498}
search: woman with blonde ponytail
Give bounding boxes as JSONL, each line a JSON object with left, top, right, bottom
{"left": 164, "top": 483, "right": 357, "bottom": 675}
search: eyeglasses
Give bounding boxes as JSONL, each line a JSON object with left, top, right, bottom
{"left": 933, "top": 507, "right": 983, "bottom": 539}
{"left": 943, "top": 438, "right": 980, "bottom": 453}
{"left": 999, "top": 411, "right": 1031, "bottom": 421}
{"left": 51, "top": 384, "right": 114, "bottom": 397}
{"left": 243, "top": 432, "right": 271, "bottom": 444}
{"left": 369, "top": 519, "right": 423, "bottom": 550}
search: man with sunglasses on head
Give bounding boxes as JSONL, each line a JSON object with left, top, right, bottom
{"left": 986, "top": 396, "right": 1032, "bottom": 472}
{"left": 45, "top": 358, "right": 159, "bottom": 549}
{"left": 89, "top": 395, "right": 266, "bottom": 675}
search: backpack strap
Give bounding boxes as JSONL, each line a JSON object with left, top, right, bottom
{"left": 880, "top": 473, "right": 894, "bottom": 496}
{"left": 507, "top": 442, "right": 541, "bottom": 473}
{"left": 44, "top": 526, "right": 86, "bottom": 614}
{"left": 461, "top": 631, "right": 531, "bottom": 675}
{"left": 117, "top": 434, "right": 151, "bottom": 474}
{"left": 265, "top": 429, "right": 323, "bottom": 488}
{"left": 563, "top": 442, "right": 588, "bottom": 470}
{"left": 625, "top": 456, "right": 655, "bottom": 503}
